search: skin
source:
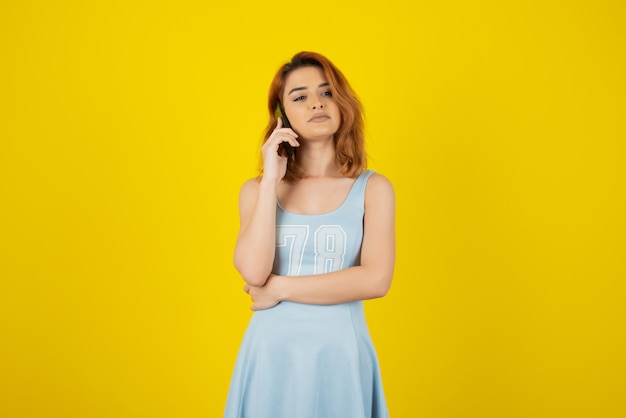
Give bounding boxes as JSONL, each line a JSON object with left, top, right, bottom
{"left": 233, "top": 66, "right": 396, "bottom": 310}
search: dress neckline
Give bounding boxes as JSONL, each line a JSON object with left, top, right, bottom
{"left": 276, "top": 171, "right": 368, "bottom": 216}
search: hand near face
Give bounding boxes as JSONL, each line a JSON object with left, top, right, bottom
{"left": 261, "top": 117, "right": 299, "bottom": 184}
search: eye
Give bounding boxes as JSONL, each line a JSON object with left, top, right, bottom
{"left": 293, "top": 95, "right": 306, "bottom": 102}
{"left": 322, "top": 90, "right": 333, "bottom": 97}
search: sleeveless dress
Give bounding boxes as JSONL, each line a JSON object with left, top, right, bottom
{"left": 224, "top": 170, "right": 389, "bottom": 418}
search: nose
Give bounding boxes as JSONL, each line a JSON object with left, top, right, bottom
{"left": 311, "top": 99, "right": 324, "bottom": 110}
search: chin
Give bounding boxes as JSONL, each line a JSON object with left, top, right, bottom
{"left": 307, "top": 126, "right": 339, "bottom": 138}
{"left": 305, "top": 132, "right": 337, "bottom": 141}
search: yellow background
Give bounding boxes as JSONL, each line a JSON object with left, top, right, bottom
{"left": 1, "top": 1, "right": 625, "bottom": 417}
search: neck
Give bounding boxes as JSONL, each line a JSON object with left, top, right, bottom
{"left": 296, "top": 137, "right": 339, "bottom": 178}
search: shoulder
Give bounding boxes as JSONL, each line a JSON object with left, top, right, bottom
{"left": 237, "top": 177, "right": 263, "bottom": 211}
{"left": 364, "top": 172, "right": 395, "bottom": 217}
{"left": 362, "top": 173, "right": 395, "bottom": 236}
{"left": 239, "top": 176, "right": 261, "bottom": 195}
{"left": 365, "top": 172, "right": 395, "bottom": 200}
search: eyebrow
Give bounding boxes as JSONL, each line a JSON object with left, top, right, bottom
{"left": 287, "top": 82, "right": 330, "bottom": 96}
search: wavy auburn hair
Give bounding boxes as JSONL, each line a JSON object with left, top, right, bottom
{"left": 262, "top": 51, "right": 366, "bottom": 183}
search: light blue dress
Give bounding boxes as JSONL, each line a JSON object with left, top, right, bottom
{"left": 224, "top": 170, "right": 389, "bottom": 418}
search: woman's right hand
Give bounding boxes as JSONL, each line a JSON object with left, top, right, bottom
{"left": 261, "top": 117, "right": 299, "bottom": 185}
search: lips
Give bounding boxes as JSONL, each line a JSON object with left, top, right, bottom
{"left": 308, "top": 114, "right": 330, "bottom": 122}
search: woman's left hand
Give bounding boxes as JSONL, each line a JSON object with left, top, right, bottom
{"left": 243, "top": 275, "right": 282, "bottom": 311}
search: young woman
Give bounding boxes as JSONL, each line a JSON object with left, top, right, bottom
{"left": 224, "top": 51, "right": 395, "bottom": 418}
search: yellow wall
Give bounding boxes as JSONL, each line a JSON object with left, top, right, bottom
{"left": 2, "top": 1, "right": 625, "bottom": 417}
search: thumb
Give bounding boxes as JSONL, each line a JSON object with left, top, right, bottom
{"left": 276, "top": 116, "right": 283, "bottom": 130}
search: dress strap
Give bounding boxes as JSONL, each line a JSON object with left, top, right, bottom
{"left": 347, "top": 169, "right": 375, "bottom": 210}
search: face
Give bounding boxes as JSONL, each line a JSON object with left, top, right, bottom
{"left": 281, "top": 66, "right": 341, "bottom": 141}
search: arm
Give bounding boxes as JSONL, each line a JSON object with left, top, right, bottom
{"left": 233, "top": 118, "right": 299, "bottom": 286}
{"left": 233, "top": 179, "right": 279, "bottom": 286}
{"left": 244, "top": 173, "right": 396, "bottom": 310}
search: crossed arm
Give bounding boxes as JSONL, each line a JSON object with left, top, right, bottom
{"left": 233, "top": 173, "right": 395, "bottom": 311}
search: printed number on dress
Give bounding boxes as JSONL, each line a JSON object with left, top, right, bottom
{"left": 276, "top": 225, "right": 347, "bottom": 275}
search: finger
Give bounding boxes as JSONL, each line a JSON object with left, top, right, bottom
{"left": 273, "top": 131, "right": 298, "bottom": 142}
{"left": 250, "top": 304, "right": 257, "bottom": 311}
{"left": 276, "top": 117, "right": 283, "bottom": 130}
{"left": 272, "top": 126, "right": 298, "bottom": 139}
{"left": 275, "top": 132, "right": 300, "bottom": 146}
{"left": 266, "top": 134, "right": 290, "bottom": 150}
{"left": 280, "top": 128, "right": 298, "bottom": 138}
{"left": 243, "top": 285, "right": 250, "bottom": 294}
{"left": 279, "top": 137, "right": 299, "bottom": 150}
{"left": 283, "top": 129, "right": 299, "bottom": 139}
